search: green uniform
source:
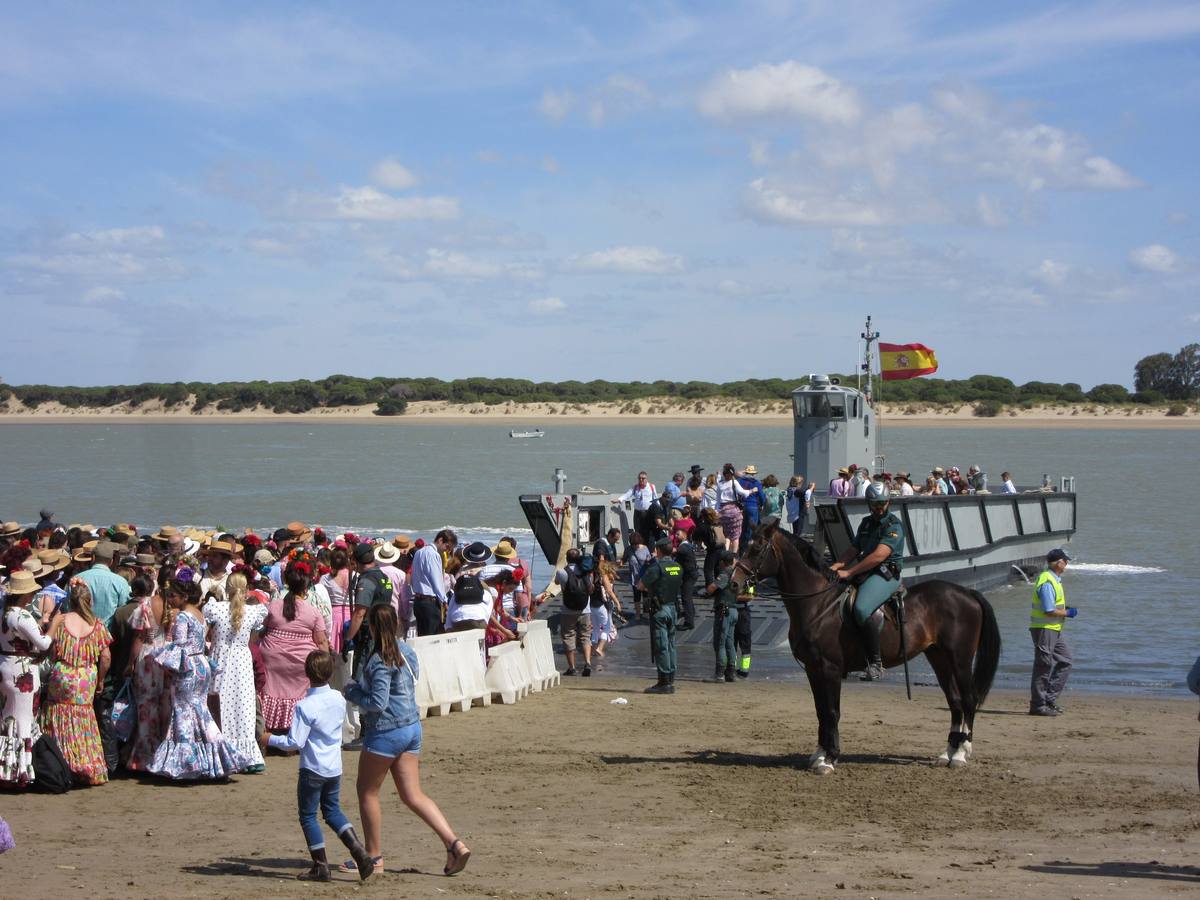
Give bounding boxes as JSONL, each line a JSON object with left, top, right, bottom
{"left": 641, "top": 557, "right": 682, "bottom": 677}
{"left": 849, "top": 510, "right": 906, "bottom": 626}
{"left": 711, "top": 569, "right": 738, "bottom": 671}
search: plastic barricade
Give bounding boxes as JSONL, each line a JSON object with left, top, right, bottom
{"left": 408, "top": 634, "right": 469, "bottom": 718}
{"left": 517, "top": 620, "right": 561, "bottom": 691}
{"left": 484, "top": 641, "right": 532, "bottom": 705}
{"left": 449, "top": 630, "right": 490, "bottom": 710}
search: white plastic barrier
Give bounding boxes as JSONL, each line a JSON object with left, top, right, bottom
{"left": 408, "top": 632, "right": 488, "bottom": 718}
{"left": 517, "top": 620, "right": 561, "bottom": 691}
{"left": 484, "top": 641, "right": 532, "bottom": 705}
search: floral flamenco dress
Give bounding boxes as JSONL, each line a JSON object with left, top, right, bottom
{"left": 0, "top": 606, "right": 53, "bottom": 786}
{"left": 126, "top": 598, "right": 171, "bottom": 772}
{"left": 40, "top": 620, "right": 112, "bottom": 786}
{"left": 148, "top": 610, "right": 248, "bottom": 780}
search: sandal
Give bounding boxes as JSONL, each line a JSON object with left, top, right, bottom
{"left": 444, "top": 839, "right": 471, "bottom": 876}
{"left": 340, "top": 855, "right": 383, "bottom": 874}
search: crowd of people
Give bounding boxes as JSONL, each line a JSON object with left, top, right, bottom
{"left": 0, "top": 517, "right": 539, "bottom": 875}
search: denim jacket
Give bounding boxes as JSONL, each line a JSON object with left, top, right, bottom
{"left": 344, "top": 640, "right": 420, "bottom": 735}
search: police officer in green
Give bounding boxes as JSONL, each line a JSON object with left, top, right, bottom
{"left": 830, "top": 481, "right": 906, "bottom": 681}
{"left": 703, "top": 549, "right": 739, "bottom": 683}
{"left": 637, "top": 537, "right": 683, "bottom": 694}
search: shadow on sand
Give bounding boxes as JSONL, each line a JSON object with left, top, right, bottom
{"left": 1023, "top": 861, "right": 1200, "bottom": 883}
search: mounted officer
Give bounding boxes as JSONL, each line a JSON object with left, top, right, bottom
{"left": 830, "top": 481, "right": 906, "bottom": 681}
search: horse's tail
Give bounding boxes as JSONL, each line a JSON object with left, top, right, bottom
{"left": 969, "top": 589, "right": 1001, "bottom": 707}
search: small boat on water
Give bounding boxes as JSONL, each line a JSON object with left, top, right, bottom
{"left": 510, "top": 428, "right": 545, "bottom": 439}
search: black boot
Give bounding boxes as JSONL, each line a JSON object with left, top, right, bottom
{"left": 644, "top": 674, "right": 672, "bottom": 694}
{"left": 298, "top": 847, "right": 332, "bottom": 882}
{"left": 339, "top": 826, "right": 374, "bottom": 882}
{"left": 707, "top": 666, "right": 724, "bottom": 683}
{"left": 857, "top": 608, "right": 885, "bottom": 681}
{"left": 667, "top": 671, "right": 676, "bottom": 692}
{"left": 724, "top": 664, "right": 736, "bottom": 682}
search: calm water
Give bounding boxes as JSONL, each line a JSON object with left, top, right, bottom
{"left": 0, "top": 422, "right": 1192, "bottom": 694}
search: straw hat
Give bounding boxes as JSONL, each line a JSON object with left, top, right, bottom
{"left": 744, "top": 464, "right": 758, "bottom": 475}
{"left": 391, "top": 534, "right": 414, "bottom": 552}
{"left": 21, "top": 558, "right": 51, "bottom": 578}
{"left": 153, "top": 525, "right": 181, "bottom": 542}
{"left": 285, "top": 521, "right": 314, "bottom": 544}
{"left": 374, "top": 543, "right": 401, "bottom": 565}
{"left": 4, "top": 571, "right": 40, "bottom": 596}
{"left": 73, "top": 547, "right": 95, "bottom": 564}
{"left": 0, "top": 521, "right": 21, "bottom": 537}
{"left": 36, "top": 549, "right": 70, "bottom": 572}
{"left": 205, "top": 538, "right": 242, "bottom": 557}
{"left": 492, "top": 540, "right": 517, "bottom": 561}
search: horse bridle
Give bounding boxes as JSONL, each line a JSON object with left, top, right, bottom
{"left": 734, "top": 533, "right": 842, "bottom": 602}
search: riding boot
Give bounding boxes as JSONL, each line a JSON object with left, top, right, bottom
{"left": 338, "top": 826, "right": 375, "bottom": 882}
{"left": 707, "top": 666, "right": 724, "bottom": 683}
{"left": 724, "top": 664, "right": 736, "bottom": 682}
{"left": 857, "top": 608, "right": 885, "bottom": 682}
{"left": 298, "top": 848, "right": 333, "bottom": 882}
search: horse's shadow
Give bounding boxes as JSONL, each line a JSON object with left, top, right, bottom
{"left": 601, "top": 749, "right": 930, "bottom": 769}
{"left": 1024, "top": 861, "right": 1200, "bottom": 883}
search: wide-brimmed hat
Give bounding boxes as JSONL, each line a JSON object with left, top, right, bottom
{"left": 743, "top": 464, "right": 758, "bottom": 475}
{"left": 253, "top": 548, "right": 276, "bottom": 567}
{"left": 136, "top": 553, "right": 158, "bottom": 567}
{"left": 182, "top": 538, "right": 201, "bottom": 556}
{"left": 21, "top": 558, "right": 52, "bottom": 578}
{"left": 837, "top": 467, "right": 850, "bottom": 476}
{"left": 37, "top": 549, "right": 70, "bottom": 572}
{"left": 688, "top": 464, "right": 704, "bottom": 475}
{"left": 0, "top": 521, "right": 22, "bottom": 537}
{"left": 492, "top": 540, "right": 517, "bottom": 561}
{"left": 5, "top": 571, "right": 40, "bottom": 596}
{"left": 374, "top": 543, "right": 400, "bottom": 565}
{"left": 152, "top": 525, "right": 181, "bottom": 542}
{"left": 932, "top": 466, "right": 945, "bottom": 475}
{"left": 894, "top": 471, "right": 911, "bottom": 482}
{"left": 391, "top": 534, "right": 414, "bottom": 551}
{"left": 206, "top": 538, "right": 241, "bottom": 557}
{"left": 285, "top": 521, "right": 314, "bottom": 544}
{"left": 462, "top": 542, "right": 491, "bottom": 565}
{"left": 73, "top": 547, "right": 94, "bottom": 564}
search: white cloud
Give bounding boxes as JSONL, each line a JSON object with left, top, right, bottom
{"left": 563, "top": 245, "right": 684, "bottom": 274}
{"left": 1031, "top": 259, "right": 1070, "bottom": 287}
{"left": 1129, "top": 244, "right": 1179, "bottom": 273}
{"left": 539, "top": 88, "right": 574, "bottom": 121}
{"left": 588, "top": 74, "right": 653, "bottom": 125}
{"left": 540, "top": 155, "right": 559, "bottom": 174}
{"left": 370, "top": 157, "right": 417, "bottom": 190}
{"left": 282, "top": 185, "right": 459, "bottom": 221}
{"left": 528, "top": 296, "right": 566, "bottom": 314}
{"left": 59, "top": 225, "right": 166, "bottom": 249}
{"left": 423, "top": 249, "right": 500, "bottom": 279}
{"left": 81, "top": 286, "right": 125, "bottom": 305}
{"left": 974, "top": 193, "right": 1009, "bottom": 227}
{"left": 743, "top": 178, "right": 889, "bottom": 227}
{"left": 698, "top": 61, "right": 861, "bottom": 125}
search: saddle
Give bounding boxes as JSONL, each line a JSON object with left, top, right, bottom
{"left": 839, "top": 579, "right": 907, "bottom": 624}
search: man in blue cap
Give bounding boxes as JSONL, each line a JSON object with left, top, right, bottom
{"left": 1030, "top": 548, "right": 1076, "bottom": 716}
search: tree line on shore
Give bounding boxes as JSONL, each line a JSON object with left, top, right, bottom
{"left": 0, "top": 356, "right": 1195, "bottom": 416}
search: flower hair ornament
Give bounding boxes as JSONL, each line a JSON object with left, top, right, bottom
{"left": 174, "top": 566, "right": 196, "bottom": 584}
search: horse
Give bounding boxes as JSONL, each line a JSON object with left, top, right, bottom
{"left": 732, "top": 521, "right": 1001, "bottom": 775}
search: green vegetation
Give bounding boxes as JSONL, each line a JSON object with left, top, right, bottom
{"left": 0, "top": 360, "right": 1193, "bottom": 416}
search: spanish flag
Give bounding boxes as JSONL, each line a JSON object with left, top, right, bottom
{"left": 879, "top": 342, "right": 938, "bottom": 380}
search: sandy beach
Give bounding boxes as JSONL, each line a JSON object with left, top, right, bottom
{"left": 0, "top": 398, "right": 1196, "bottom": 428}
{"left": 2, "top": 679, "right": 1196, "bottom": 899}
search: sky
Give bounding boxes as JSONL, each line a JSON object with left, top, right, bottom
{"left": 1, "top": 1, "right": 1198, "bottom": 389}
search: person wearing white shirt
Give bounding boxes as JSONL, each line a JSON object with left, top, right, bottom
{"left": 896, "top": 473, "right": 916, "bottom": 497}
{"left": 1001, "top": 471, "right": 1018, "bottom": 494}
{"left": 613, "top": 471, "right": 658, "bottom": 541}
{"left": 266, "top": 651, "right": 373, "bottom": 883}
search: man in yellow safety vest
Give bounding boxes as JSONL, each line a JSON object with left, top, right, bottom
{"left": 1029, "top": 548, "right": 1077, "bottom": 716}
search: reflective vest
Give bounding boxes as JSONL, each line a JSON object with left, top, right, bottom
{"left": 1030, "top": 570, "right": 1065, "bottom": 632}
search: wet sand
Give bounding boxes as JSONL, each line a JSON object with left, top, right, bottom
{"left": 2, "top": 679, "right": 1197, "bottom": 898}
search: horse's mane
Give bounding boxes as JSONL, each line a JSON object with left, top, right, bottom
{"left": 777, "top": 529, "right": 833, "bottom": 578}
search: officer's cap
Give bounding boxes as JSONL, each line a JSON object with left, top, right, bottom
{"left": 654, "top": 538, "right": 673, "bottom": 552}
{"left": 1046, "top": 548, "right": 1071, "bottom": 563}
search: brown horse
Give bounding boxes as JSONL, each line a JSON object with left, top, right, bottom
{"left": 733, "top": 521, "right": 1001, "bottom": 774}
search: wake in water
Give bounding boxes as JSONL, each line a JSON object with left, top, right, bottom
{"left": 1067, "top": 562, "right": 1166, "bottom": 575}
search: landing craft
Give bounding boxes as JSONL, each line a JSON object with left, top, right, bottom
{"left": 519, "top": 318, "right": 1075, "bottom": 590}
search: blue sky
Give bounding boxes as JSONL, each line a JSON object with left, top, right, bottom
{"left": 2, "top": 1, "right": 1197, "bottom": 388}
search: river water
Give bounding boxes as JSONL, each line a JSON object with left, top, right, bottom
{"left": 0, "top": 421, "right": 1192, "bottom": 695}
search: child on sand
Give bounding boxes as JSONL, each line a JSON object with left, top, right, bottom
{"left": 260, "top": 650, "right": 374, "bottom": 882}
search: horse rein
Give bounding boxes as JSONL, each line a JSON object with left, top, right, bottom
{"left": 734, "top": 536, "right": 842, "bottom": 603}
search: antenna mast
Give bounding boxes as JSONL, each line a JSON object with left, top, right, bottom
{"left": 859, "top": 315, "right": 880, "bottom": 404}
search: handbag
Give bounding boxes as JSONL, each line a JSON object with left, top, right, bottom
{"left": 110, "top": 677, "right": 136, "bottom": 742}
{"left": 32, "top": 734, "right": 73, "bottom": 794}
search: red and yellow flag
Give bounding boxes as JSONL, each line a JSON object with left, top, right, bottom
{"left": 879, "top": 342, "right": 938, "bottom": 381}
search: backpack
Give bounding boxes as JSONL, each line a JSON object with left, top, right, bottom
{"left": 32, "top": 734, "right": 73, "bottom": 794}
{"left": 453, "top": 573, "right": 486, "bottom": 604}
{"left": 561, "top": 566, "right": 591, "bottom": 612}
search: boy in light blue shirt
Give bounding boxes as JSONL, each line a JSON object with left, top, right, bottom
{"left": 262, "top": 650, "right": 374, "bottom": 883}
